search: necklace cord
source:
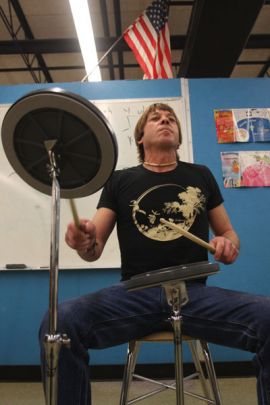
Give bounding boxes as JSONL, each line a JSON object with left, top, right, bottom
{"left": 144, "top": 161, "right": 177, "bottom": 167}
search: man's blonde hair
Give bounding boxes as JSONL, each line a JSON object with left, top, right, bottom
{"left": 134, "top": 103, "right": 182, "bottom": 163}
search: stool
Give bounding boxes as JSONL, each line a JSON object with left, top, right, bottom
{"left": 122, "top": 263, "right": 221, "bottom": 405}
{"left": 119, "top": 331, "right": 222, "bottom": 405}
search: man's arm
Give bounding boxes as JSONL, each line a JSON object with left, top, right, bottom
{"left": 208, "top": 204, "right": 240, "bottom": 265}
{"left": 65, "top": 207, "right": 116, "bottom": 262}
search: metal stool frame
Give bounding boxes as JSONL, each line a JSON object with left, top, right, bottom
{"left": 120, "top": 280, "right": 222, "bottom": 405}
{"left": 119, "top": 331, "right": 222, "bottom": 405}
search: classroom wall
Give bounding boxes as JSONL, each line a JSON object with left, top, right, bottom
{"left": 1, "top": 77, "right": 270, "bottom": 367}
{"left": 188, "top": 77, "right": 270, "bottom": 362}
{"left": 189, "top": 78, "right": 270, "bottom": 294}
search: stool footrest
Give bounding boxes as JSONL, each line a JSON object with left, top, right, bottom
{"left": 120, "top": 336, "right": 222, "bottom": 405}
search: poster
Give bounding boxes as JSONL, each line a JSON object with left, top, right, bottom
{"left": 214, "top": 108, "right": 270, "bottom": 143}
{"left": 221, "top": 151, "right": 270, "bottom": 188}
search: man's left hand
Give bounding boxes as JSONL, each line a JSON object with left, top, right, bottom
{"left": 210, "top": 236, "right": 239, "bottom": 264}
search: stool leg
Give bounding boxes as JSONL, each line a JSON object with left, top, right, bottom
{"left": 188, "top": 340, "right": 212, "bottom": 400}
{"left": 199, "top": 341, "right": 222, "bottom": 405}
{"left": 119, "top": 340, "right": 140, "bottom": 405}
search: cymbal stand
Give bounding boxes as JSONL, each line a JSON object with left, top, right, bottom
{"left": 163, "top": 281, "right": 189, "bottom": 405}
{"left": 43, "top": 140, "right": 70, "bottom": 405}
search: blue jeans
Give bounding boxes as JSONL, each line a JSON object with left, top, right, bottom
{"left": 39, "top": 282, "right": 270, "bottom": 405}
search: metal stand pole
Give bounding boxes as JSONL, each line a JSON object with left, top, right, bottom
{"left": 164, "top": 282, "right": 189, "bottom": 405}
{"left": 43, "top": 142, "right": 70, "bottom": 405}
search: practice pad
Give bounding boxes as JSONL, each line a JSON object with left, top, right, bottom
{"left": 124, "top": 261, "right": 219, "bottom": 291}
{"left": 1, "top": 87, "right": 118, "bottom": 198}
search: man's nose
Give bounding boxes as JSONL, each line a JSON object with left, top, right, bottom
{"left": 161, "top": 116, "right": 169, "bottom": 124}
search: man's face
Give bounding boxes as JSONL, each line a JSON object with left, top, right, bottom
{"left": 139, "top": 109, "right": 180, "bottom": 151}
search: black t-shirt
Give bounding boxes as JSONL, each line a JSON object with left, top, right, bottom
{"left": 97, "top": 162, "right": 224, "bottom": 280}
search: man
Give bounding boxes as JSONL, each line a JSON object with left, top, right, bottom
{"left": 40, "top": 103, "right": 270, "bottom": 404}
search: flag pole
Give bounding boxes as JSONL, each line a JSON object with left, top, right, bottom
{"left": 81, "top": 35, "right": 124, "bottom": 82}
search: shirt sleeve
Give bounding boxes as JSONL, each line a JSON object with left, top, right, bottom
{"left": 202, "top": 166, "right": 224, "bottom": 210}
{"left": 96, "top": 172, "right": 118, "bottom": 213}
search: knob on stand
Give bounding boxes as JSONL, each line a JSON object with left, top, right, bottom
{"left": 1, "top": 88, "right": 118, "bottom": 405}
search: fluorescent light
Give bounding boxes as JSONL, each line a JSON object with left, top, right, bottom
{"left": 69, "top": 0, "right": 101, "bottom": 82}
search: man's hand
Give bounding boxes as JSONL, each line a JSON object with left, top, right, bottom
{"left": 210, "top": 236, "right": 239, "bottom": 264}
{"left": 65, "top": 219, "right": 96, "bottom": 254}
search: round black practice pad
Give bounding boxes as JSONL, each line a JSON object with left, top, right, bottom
{"left": 124, "top": 261, "right": 219, "bottom": 291}
{"left": 1, "top": 87, "right": 118, "bottom": 198}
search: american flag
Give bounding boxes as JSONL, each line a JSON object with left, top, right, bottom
{"left": 123, "top": 0, "right": 173, "bottom": 79}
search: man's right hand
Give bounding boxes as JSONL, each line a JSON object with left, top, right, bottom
{"left": 65, "top": 219, "right": 97, "bottom": 253}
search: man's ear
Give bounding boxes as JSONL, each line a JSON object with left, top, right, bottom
{"left": 137, "top": 136, "right": 144, "bottom": 144}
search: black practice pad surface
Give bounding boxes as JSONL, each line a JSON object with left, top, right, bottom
{"left": 124, "top": 261, "right": 219, "bottom": 291}
{"left": 1, "top": 88, "right": 118, "bottom": 198}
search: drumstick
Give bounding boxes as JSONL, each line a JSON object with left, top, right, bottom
{"left": 160, "top": 218, "right": 216, "bottom": 254}
{"left": 69, "top": 199, "right": 80, "bottom": 228}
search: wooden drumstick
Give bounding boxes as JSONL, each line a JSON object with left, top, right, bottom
{"left": 160, "top": 218, "right": 216, "bottom": 254}
{"left": 69, "top": 199, "right": 80, "bottom": 228}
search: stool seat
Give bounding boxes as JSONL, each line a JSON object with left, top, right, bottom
{"left": 137, "top": 331, "right": 192, "bottom": 342}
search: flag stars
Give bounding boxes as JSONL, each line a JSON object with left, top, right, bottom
{"left": 146, "top": 0, "right": 168, "bottom": 33}
{"left": 123, "top": 0, "right": 172, "bottom": 79}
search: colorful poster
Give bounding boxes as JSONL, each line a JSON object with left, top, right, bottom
{"left": 214, "top": 110, "right": 236, "bottom": 143}
{"left": 221, "top": 151, "right": 270, "bottom": 188}
{"left": 220, "top": 152, "right": 241, "bottom": 188}
{"left": 214, "top": 108, "right": 270, "bottom": 143}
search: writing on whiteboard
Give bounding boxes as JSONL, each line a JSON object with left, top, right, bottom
{"left": 0, "top": 97, "right": 192, "bottom": 268}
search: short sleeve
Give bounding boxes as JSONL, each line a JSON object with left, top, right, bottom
{"left": 96, "top": 172, "right": 118, "bottom": 213}
{"left": 202, "top": 166, "right": 224, "bottom": 210}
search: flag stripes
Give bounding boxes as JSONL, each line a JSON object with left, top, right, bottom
{"left": 124, "top": 0, "right": 173, "bottom": 79}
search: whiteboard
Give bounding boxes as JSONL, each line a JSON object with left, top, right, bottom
{"left": 0, "top": 97, "right": 192, "bottom": 269}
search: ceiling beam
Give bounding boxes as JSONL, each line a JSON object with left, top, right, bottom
{"left": 258, "top": 58, "right": 270, "bottom": 77}
{"left": 1, "top": 33, "right": 269, "bottom": 56}
{"left": 100, "top": 0, "right": 115, "bottom": 80}
{"left": 2, "top": 58, "right": 269, "bottom": 74}
{"left": 113, "top": 0, "right": 125, "bottom": 79}
{"left": 178, "top": 0, "right": 265, "bottom": 78}
{"left": 10, "top": 0, "right": 52, "bottom": 82}
{"left": 0, "top": 38, "right": 127, "bottom": 54}
{"left": 246, "top": 34, "right": 270, "bottom": 48}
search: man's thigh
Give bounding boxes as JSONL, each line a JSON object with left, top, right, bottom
{"left": 182, "top": 283, "right": 270, "bottom": 353}
{"left": 58, "top": 283, "right": 171, "bottom": 349}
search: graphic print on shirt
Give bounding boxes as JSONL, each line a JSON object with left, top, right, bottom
{"left": 130, "top": 184, "right": 206, "bottom": 241}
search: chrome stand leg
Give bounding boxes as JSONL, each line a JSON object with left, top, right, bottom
{"left": 164, "top": 282, "right": 189, "bottom": 405}
{"left": 172, "top": 310, "right": 184, "bottom": 405}
{"left": 43, "top": 143, "right": 70, "bottom": 405}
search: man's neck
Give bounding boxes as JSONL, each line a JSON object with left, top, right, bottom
{"left": 143, "top": 159, "right": 178, "bottom": 172}
{"left": 143, "top": 150, "right": 178, "bottom": 172}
